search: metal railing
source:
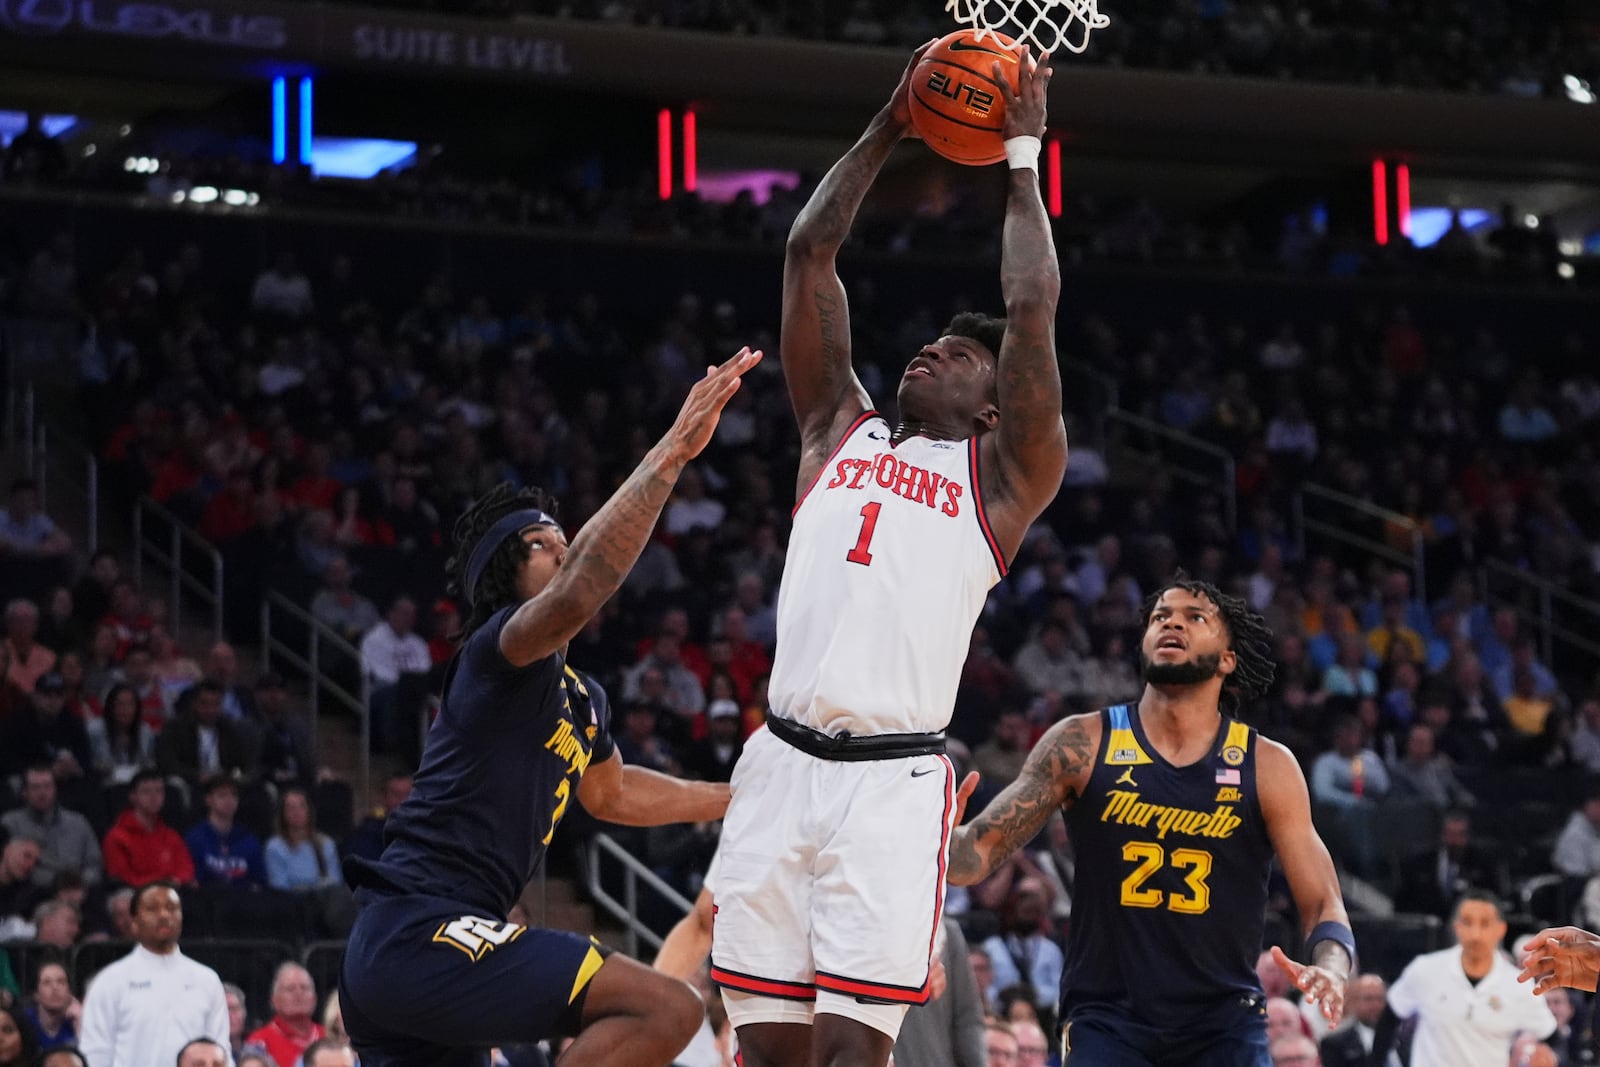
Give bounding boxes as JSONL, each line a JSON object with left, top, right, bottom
{"left": 1479, "top": 558, "right": 1600, "bottom": 669}
{"left": 586, "top": 832, "right": 694, "bottom": 958}
{"left": 1105, "top": 408, "right": 1238, "bottom": 531}
{"left": 260, "top": 590, "right": 372, "bottom": 803}
{"left": 131, "top": 496, "right": 225, "bottom": 643}
{"left": 1291, "top": 483, "right": 1427, "bottom": 602}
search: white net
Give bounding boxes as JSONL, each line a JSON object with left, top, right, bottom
{"left": 944, "top": 0, "right": 1109, "bottom": 55}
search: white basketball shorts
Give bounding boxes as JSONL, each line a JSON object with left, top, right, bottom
{"left": 710, "top": 725, "right": 957, "bottom": 1038}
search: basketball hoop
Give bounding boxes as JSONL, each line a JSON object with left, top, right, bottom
{"left": 944, "top": 0, "right": 1109, "bottom": 55}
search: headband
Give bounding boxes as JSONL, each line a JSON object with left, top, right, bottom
{"left": 465, "top": 507, "right": 560, "bottom": 603}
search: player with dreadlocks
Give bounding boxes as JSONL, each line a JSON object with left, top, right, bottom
{"left": 944, "top": 575, "right": 1354, "bottom": 1067}
{"left": 339, "top": 347, "right": 761, "bottom": 1067}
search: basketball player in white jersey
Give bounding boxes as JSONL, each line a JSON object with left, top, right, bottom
{"left": 710, "top": 41, "right": 1065, "bottom": 1067}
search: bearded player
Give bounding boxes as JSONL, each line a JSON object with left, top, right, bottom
{"left": 948, "top": 577, "right": 1355, "bottom": 1066}
{"left": 709, "top": 41, "right": 1066, "bottom": 1067}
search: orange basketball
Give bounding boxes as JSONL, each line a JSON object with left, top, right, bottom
{"left": 908, "top": 29, "right": 1023, "bottom": 166}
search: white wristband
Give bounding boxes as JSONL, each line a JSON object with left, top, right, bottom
{"left": 1005, "top": 135, "right": 1042, "bottom": 171}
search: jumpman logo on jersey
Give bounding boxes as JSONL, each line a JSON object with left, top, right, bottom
{"left": 1114, "top": 768, "right": 1138, "bottom": 787}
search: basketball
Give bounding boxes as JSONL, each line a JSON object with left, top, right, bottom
{"left": 908, "top": 29, "right": 1023, "bottom": 166}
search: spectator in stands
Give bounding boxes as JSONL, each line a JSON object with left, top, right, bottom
{"left": 1311, "top": 715, "right": 1391, "bottom": 807}
{"left": 1010, "top": 619, "right": 1084, "bottom": 699}
{"left": 301, "top": 1037, "right": 356, "bottom": 1067}
{"left": 37, "top": 588, "right": 82, "bottom": 658}
{"left": 683, "top": 699, "right": 744, "bottom": 782}
{"left": 0, "top": 478, "right": 72, "bottom": 576}
{"left": 87, "top": 683, "right": 158, "bottom": 787}
{"left": 104, "top": 886, "right": 134, "bottom": 940}
{"left": 1553, "top": 788, "right": 1600, "bottom": 881}
{"left": 185, "top": 775, "right": 264, "bottom": 889}
{"left": 1570, "top": 698, "right": 1600, "bottom": 774}
{"left": 614, "top": 701, "right": 677, "bottom": 774}
{"left": 1498, "top": 379, "right": 1560, "bottom": 444}
{"left": 623, "top": 633, "right": 706, "bottom": 727}
{"left": 5, "top": 598, "right": 58, "bottom": 695}
{"left": 250, "top": 251, "right": 314, "bottom": 324}
{"left": 893, "top": 917, "right": 984, "bottom": 1067}
{"left": 358, "top": 596, "right": 431, "bottom": 755}
{"left": 343, "top": 772, "right": 411, "bottom": 863}
{"left": 147, "top": 629, "right": 201, "bottom": 712}
{"left": 0, "top": 833, "right": 44, "bottom": 934}
{"left": 0, "top": 1001, "right": 41, "bottom": 1067}
{"left": 973, "top": 710, "right": 1032, "bottom": 790}
{"left": 73, "top": 550, "right": 120, "bottom": 632}
{"left": 264, "top": 787, "right": 351, "bottom": 936}
{"left": 79, "top": 882, "right": 230, "bottom": 1067}
{"left": 202, "top": 641, "right": 253, "bottom": 722}
{"left": 664, "top": 465, "right": 725, "bottom": 536}
{"left": 1, "top": 673, "right": 91, "bottom": 781}
{"left": 156, "top": 681, "right": 255, "bottom": 786}
{"left": 223, "top": 982, "right": 250, "bottom": 1059}
{"left": 1376, "top": 892, "right": 1554, "bottom": 1065}
{"left": 1395, "top": 810, "right": 1497, "bottom": 919}
{"left": 729, "top": 572, "right": 777, "bottom": 647}
{"left": 245, "top": 962, "right": 324, "bottom": 1067}
{"left": 102, "top": 769, "right": 196, "bottom": 888}
{"left": 110, "top": 645, "right": 168, "bottom": 728}
{"left": 1387, "top": 724, "right": 1476, "bottom": 811}
{"left": 176, "top": 1038, "right": 229, "bottom": 1067}
{"left": 1366, "top": 597, "right": 1426, "bottom": 666}
{"left": 1317, "top": 972, "right": 1390, "bottom": 1066}
{"left": 309, "top": 556, "right": 380, "bottom": 647}
{"left": 1320, "top": 635, "right": 1378, "bottom": 700}
{"left": 1268, "top": 1034, "right": 1320, "bottom": 1066}
{"left": 981, "top": 877, "right": 1063, "bottom": 1011}
{"left": 31, "top": 900, "right": 79, "bottom": 948}
{"left": 1, "top": 764, "right": 102, "bottom": 887}
{"left": 252, "top": 674, "right": 315, "bottom": 789}
{"left": 983, "top": 1020, "right": 1018, "bottom": 1067}
{"left": 24, "top": 960, "right": 79, "bottom": 1050}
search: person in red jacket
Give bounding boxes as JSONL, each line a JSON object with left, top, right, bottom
{"left": 246, "top": 962, "right": 324, "bottom": 1067}
{"left": 102, "top": 768, "right": 196, "bottom": 887}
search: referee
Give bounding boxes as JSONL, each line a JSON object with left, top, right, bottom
{"left": 1370, "top": 890, "right": 1555, "bottom": 1067}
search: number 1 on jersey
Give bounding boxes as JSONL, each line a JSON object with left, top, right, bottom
{"left": 845, "top": 502, "right": 882, "bottom": 566}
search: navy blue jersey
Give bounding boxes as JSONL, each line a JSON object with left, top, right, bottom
{"left": 346, "top": 606, "right": 615, "bottom": 916}
{"left": 1060, "top": 704, "right": 1273, "bottom": 1032}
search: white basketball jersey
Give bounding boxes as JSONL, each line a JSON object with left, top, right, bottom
{"left": 768, "top": 411, "right": 1007, "bottom": 736}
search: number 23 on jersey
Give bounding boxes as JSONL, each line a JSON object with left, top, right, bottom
{"left": 1120, "top": 841, "right": 1214, "bottom": 914}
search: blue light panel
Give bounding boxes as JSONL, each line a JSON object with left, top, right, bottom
{"left": 309, "top": 137, "right": 417, "bottom": 179}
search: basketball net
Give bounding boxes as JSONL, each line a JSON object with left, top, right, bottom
{"left": 945, "top": 0, "right": 1109, "bottom": 55}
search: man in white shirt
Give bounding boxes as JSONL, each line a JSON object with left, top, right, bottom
{"left": 1552, "top": 790, "right": 1600, "bottom": 879}
{"left": 359, "top": 596, "right": 432, "bottom": 756}
{"left": 79, "top": 882, "right": 232, "bottom": 1067}
{"left": 1376, "top": 891, "right": 1555, "bottom": 1067}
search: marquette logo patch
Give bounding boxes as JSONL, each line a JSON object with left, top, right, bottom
{"left": 1222, "top": 745, "right": 1246, "bottom": 767}
{"left": 1100, "top": 790, "right": 1243, "bottom": 840}
{"left": 1216, "top": 787, "right": 1242, "bottom": 803}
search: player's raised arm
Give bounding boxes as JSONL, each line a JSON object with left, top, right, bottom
{"left": 946, "top": 712, "right": 1098, "bottom": 885}
{"left": 1257, "top": 738, "right": 1355, "bottom": 1024}
{"left": 499, "top": 347, "right": 761, "bottom": 667}
{"left": 981, "top": 47, "right": 1067, "bottom": 558}
{"left": 782, "top": 42, "right": 933, "bottom": 493}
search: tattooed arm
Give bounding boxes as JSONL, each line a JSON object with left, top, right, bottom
{"left": 979, "top": 49, "right": 1067, "bottom": 560}
{"left": 500, "top": 349, "right": 761, "bottom": 667}
{"left": 947, "top": 713, "right": 1099, "bottom": 886}
{"left": 783, "top": 43, "right": 932, "bottom": 496}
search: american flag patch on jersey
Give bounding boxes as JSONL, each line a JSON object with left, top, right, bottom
{"left": 1215, "top": 768, "right": 1241, "bottom": 785}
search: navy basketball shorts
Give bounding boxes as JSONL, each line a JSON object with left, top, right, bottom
{"left": 341, "top": 891, "right": 610, "bottom": 1067}
{"left": 1061, "top": 995, "right": 1270, "bottom": 1067}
